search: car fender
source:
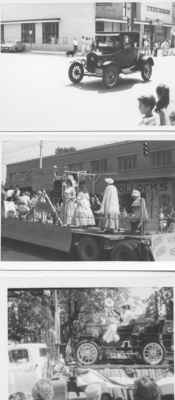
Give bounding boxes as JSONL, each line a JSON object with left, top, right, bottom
{"left": 102, "top": 61, "right": 117, "bottom": 68}
{"left": 138, "top": 56, "right": 154, "bottom": 68}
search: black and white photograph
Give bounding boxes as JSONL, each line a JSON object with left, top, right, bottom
{"left": 1, "top": 137, "right": 175, "bottom": 262}
{"left": 1, "top": 2, "right": 175, "bottom": 130}
{"left": 8, "top": 286, "right": 174, "bottom": 399}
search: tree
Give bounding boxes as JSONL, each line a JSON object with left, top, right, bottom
{"left": 8, "top": 290, "right": 54, "bottom": 343}
{"left": 55, "top": 147, "right": 77, "bottom": 155}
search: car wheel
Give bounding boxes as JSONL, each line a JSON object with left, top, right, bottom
{"left": 76, "top": 237, "right": 100, "bottom": 261}
{"left": 110, "top": 241, "right": 140, "bottom": 261}
{"left": 103, "top": 65, "right": 119, "bottom": 89}
{"left": 142, "top": 342, "right": 164, "bottom": 365}
{"left": 141, "top": 62, "right": 152, "bottom": 81}
{"left": 76, "top": 341, "right": 98, "bottom": 366}
{"left": 68, "top": 62, "right": 84, "bottom": 84}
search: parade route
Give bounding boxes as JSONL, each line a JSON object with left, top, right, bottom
{"left": 0, "top": 53, "right": 175, "bottom": 131}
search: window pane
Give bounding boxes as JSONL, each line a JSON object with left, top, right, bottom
{"left": 9, "top": 349, "right": 29, "bottom": 362}
{"left": 21, "top": 23, "right": 35, "bottom": 43}
{"left": 42, "top": 22, "right": 59, "bottom": 44}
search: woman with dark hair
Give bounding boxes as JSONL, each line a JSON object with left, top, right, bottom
{"left": 155, "top": 85, "right": 170, "bottom": 125}
{"left": 32, "top": 379, "right": 54, "bottom": 400}
{"left": 133, "top": 377, "right": 161, "bottom": 400}
{"left": 62, "top": 175, "right": 76, "bottom": 226}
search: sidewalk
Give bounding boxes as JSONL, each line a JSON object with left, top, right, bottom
{"left": 30, "top": 49, "right": 66, "bottom": 56}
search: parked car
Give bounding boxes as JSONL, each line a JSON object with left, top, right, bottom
{"left": 8, "top": 342, "right": 48, "bottom": 396}
{"left": 1, "top": 41, "right": 25, "bottom": 53}
{"left": 68, "top": 32, "right": 154, "bottom": 89}
{"left": 72, "top": 317, "right": 173, "bottom": 366}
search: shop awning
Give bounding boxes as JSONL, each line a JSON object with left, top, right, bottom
{"left": 1, "top": 17, "right": 61, "bottom": 25}
{"left": 96, "top": 17, "right": 127, "bottom": 24}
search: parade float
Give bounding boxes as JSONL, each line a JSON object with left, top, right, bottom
{"left": 2, "top": 170, "right": 175, "bottom": 261}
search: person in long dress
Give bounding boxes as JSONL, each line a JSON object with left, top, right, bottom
{"left": 74, "top": 181, "right": 95, "bottom": 227}
{"left": 63, "top": 176, "right": 76, "bottom": 226}
{"left": 96, "top": 178, "right": 120, "bottom": 233}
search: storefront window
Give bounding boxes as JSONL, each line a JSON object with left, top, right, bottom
{"left": 151, "top": 150, "right": 172, "bottom": 167}
{"left": 42, "top": 22, "right": 59, "bottom": 44}
{"left": 96, "top": 21, "right": 104, "bottom": 32}
{"left": 21, "top": 23, "right": 35, "bottom": 43}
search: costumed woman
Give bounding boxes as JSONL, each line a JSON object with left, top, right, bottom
{"left": 73, "top": 181, "right": 95, "bottom": 227}
{"left": 96, "top": 178, "right": 120, "bottom": 233}
{"left": 63, "top": 175, "right": 76, "bottom": 226}
{"left": 128, "top": 189, "right": 148, "bottom": 233}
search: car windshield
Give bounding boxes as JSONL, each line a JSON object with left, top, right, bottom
{"left": 9, "top": 349, "right": 29, "bottom": 363}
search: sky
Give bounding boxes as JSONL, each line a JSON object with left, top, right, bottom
{"left": 2, "top": 134, "right": 122, "bottom": 182}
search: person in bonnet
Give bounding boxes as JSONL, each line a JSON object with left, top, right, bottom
{"left": 96, "top": 178, "right": 120, "bottom": 233}
{"left": 128, "top": 189, "right": 148, "bottom": 233}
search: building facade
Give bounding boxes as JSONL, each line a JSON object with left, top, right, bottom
{"left": 96, "top": 2, "right": 174, "bottom": 45}
{"left": 0, "top": 3, "right": 95, "bottom": 50}
{"left": 1, "top": 3, "right": 174, "bottom": 50}
{"left": 5, "top": 141, "right": 175, "bottom": 230}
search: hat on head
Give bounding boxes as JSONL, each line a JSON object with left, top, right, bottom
{"left": 132, "top": 189, "right": 141, "bottom": 198}
{"left": 105, "top": 177, "right": 114, "bottom": 185}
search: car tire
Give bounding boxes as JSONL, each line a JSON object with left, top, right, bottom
{"left": 68, "top": 62, "right": 84, "bottom": 84}
{"left": 141, "top": 62, "right": 152, "bottom": 81}
{"left": 103, "top": 65, "right": 119, "bottom": 89}
{"left": 76, "top": 237, "right": 100, "bottom": 261}
{"left": 142, "top": 342, "right": 165, "bottom": 365}
{"left": 110, "top": 241, "right": 140, "bottom": 261}
{"left": 76, "top": 341, "right": 98, "bottom": 366}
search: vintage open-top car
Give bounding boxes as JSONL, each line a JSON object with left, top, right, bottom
{"left": 72, "top": 317, "right": 173, "bottom": 367}
{"left": 68, "top": 32, "right": 154, "bottom": 89}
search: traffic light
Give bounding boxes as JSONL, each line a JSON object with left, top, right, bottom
{"left": 143, "top": 141, "right": 150, "bottom": 157}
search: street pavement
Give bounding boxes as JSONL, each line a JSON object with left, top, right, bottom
{"left": 0, "top": 52, "right": 175, "bottom": 131}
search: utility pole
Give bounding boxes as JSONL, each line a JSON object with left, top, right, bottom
{"left": 39, "top": 140, "right": 43, "bottom": 169}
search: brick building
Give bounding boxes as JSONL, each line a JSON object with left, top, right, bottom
{"left": 5, "top": 140, "right": 175, "bottom": 230}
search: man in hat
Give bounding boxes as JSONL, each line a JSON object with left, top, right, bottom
{"left": 96, "top": 178, "right": 120, "bottom": 233}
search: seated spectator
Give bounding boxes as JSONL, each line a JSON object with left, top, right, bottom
{"left": 32, "top": 379, "right": 54, "bottom": 400}
{"left": 155, "top": 85, "right": 170, "bottom": 125}
{"left": 138, "top": 95, "right": 157, "bottom": 125}
{"left": 133, "top": 377, "right": 161, "bottom": 400}
{"left": 169, "top": 110, "right": 175, "bottom": 126}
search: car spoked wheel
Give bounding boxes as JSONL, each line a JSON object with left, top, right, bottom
{"left": 68, "top": 62, "right": 84, "bottom": 84}
{"left": 103, "top": 65, "right": 119, "bottom": 89}
{"left": 76, "top": 341, "right": 98, "bottom": 366}
{"left": 142, "top": 342, "right": 164, "bottom": 365}
{"left": 141, "top": 62, "right": 152, "bottom": 81}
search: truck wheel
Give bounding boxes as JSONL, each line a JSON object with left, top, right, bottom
{"left": 142, "top": 342, "right": 164, "bottom": 365}
{"left": 141, "top": 62, "right": 152, "bottom": 81}
{"left": 76, "top": 237, "right": 100, "bottom": 260}
{"left": 110, "top": 241, "right": 139, "bottom": 261}
{"left": 76, "top": 341, "right": 98, "bottom": 366}
{"left": 103, "top": 65, "right": 119, "bottom": 89}
{"left": 68, "top": 62, "right": 84, "bottom": 84}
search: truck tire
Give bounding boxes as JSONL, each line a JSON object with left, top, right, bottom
{"left": 68, "top": 62, "right": 84, "bottom": 84}
{"left": 141, "top": 62, "right": 152, "bottom": 81}
{"left": 142, "top": 342, "right": 165, "bottom": 365}
{"left": 110, "top": 241, "right": 140, "bottom": 261}
{"left": 76, "top": 341, "right": 98, "bottom": 366}
{"left": 103, "top": 65, "right": 119, "bottom": 89}
{"left": 76, "top": 237, "right": 100, "bottom": 260}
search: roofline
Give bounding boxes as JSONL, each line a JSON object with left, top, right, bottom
{"left": 6, "top": 140, "right": 174, "bottom": 168}
{"left": 1, "top": 17, "right": 61, "bottom": 25}
{"left": 6, "top": 140, "right": 135, "bottom": 168}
